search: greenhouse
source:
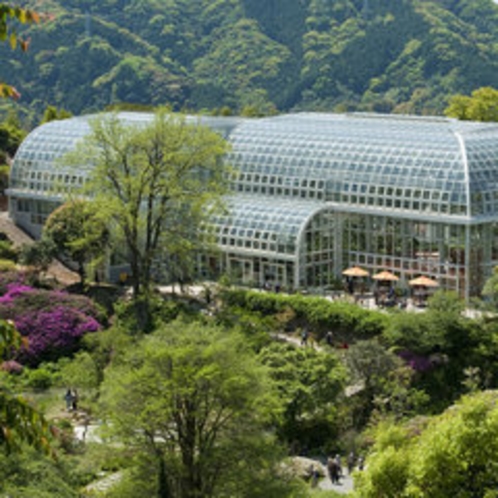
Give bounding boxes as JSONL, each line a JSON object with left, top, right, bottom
{"left": 8, "top": 112, "right": 498, "bottom": 299}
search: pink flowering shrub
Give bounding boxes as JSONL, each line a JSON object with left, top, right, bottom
{"left": 0, "top": 360, "right": 24, "bottom": 374}
{"left": 0, "top": 279, "right": 104, "bottom": 366}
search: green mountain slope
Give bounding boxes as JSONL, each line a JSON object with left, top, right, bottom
{"left": 1, "top": 0, "right": 498, "bottom": 117}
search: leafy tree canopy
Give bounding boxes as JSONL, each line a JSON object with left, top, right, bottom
{"left": 62, "top": 108, "right": 229, "bottom": 324}
{"left": 2, "top": 0, "right": 498, "bottom": 117}
{"left": 99, "top": 320, "right": 300, "bottom": 498}
{"left": 0, "top": 446, "right": 79, "bottom": 497}
{"left": 43, "top": 199, "right": 109, "bottom": 285}
{"left": 258, "top": 341, "right": 346, "bottom": 450}
{"left": 445, "top": 86, "right": 498, "bottom": 121}
{"left": 40, "top": 104, "right": 72, "bottom": 124}
{"left": 355, "top": 391, "right": 498, "bottom": 498}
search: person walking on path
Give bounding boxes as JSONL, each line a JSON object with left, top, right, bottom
{"left": 301, "top": 328, "right": 309, "bottom": 346}
{"left": 72, "top": 388, "right": 79, "bottom": 411}
{"left": 311, "top": 466, "right": 319, "bottom": 488}
{"left": 334, "top": 454, "right": 343, "bottom": 480}
{"left": 326, "top": 330, "right": 334, "bottom": 347}
{"left": 347, "top": 451, "right": 356, "bottom": 475}
{"left": 327, "top": 456, "right": 340, "bottom": 484}
{"left": 64, "top": 388, "right": 74, "bottom": 411}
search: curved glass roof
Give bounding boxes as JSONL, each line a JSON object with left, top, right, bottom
{"left": 9, "top": 113, "right": 243, "bottom": 196}
{"left": 227, "top": 113, "right": 498, "bottom": 219}
{"left": 10, "top": 111, "right": 498, "bottom": 221}
{"left": 465, "top": 129, "right": 498, "bottom": 216}
{"left": 208, "top": 195, "right": 324, "bottom": 257}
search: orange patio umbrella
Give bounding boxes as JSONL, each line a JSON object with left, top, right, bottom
{"left": 408, "top": 276, "right": 439, "bottom": 287}
{"left": 342, "top": 266, "right": 370, "bottom": 278}
{"left": 372, "top": 270, "right": 399, "bottom": 282}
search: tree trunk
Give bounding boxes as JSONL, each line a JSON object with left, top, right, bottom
{"left": 78, "top": 261, "right": 86, "bottom": 287}
{"left": 137, "top": 297, "right": 152, "bottom": 331}
{"left": 158, "top": 456, "right": 171, "bottom": 498}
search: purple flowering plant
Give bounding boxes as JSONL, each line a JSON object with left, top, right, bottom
{"left": 0, "top": 284, "right": 105, "bottom": 321}
{"left": 0, "top": 272, "right": 24, "bottom": 295}
{"left": 14, "top": 306, "right": 101, "bottom": 365}
{"left": 0, "top": 277, "right": 103, "bottom": 366}
{"left": 0, "top": 282, "right": 35, "bottom": 304}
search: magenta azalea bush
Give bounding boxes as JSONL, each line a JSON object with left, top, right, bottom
{"left": 0, "top": 279, "right": 104, "bottom": 366}
{"left": 0, "top": 271, "right": 28, "bottom": 295}
{"left": 14, "top": 307, "right": 101, "bottom": 365}
{"left": 0, "top": 282, "right": 35, "bottom": 304}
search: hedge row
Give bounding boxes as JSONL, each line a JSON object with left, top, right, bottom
{"left": 223, "top": 289, "right": 388, "bottom": 339}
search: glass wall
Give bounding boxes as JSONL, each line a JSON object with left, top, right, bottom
{"left": 340, "top": 213, "right": 469, "bottom": 295}
{"left": 8, "top": 111, "right": 498, "bottom": 298}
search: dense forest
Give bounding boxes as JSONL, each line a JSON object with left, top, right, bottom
{"left": 1, "top": 0, "right": 498, "bottom": 123}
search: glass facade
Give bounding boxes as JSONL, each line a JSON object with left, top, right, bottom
{"left": 8, "top": 112, "right": 498, "bottom": 298}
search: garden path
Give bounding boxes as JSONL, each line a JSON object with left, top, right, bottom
{"left": 318, "top": 469, "right": 354, "bottom": 494}
{"left": 83, "top": 471, "right": 123, "bottom": 495}
{"left": 318, "top": 474, "right": 353, "bottom": 494}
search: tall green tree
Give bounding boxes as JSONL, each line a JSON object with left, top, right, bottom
{"left": 0, "top": 116, "right": 25, "bottom": 195}
{"left": 66, "top": 109, "right": 229, "bottom": 307}
{"left": 258, "top": 341, "right": 346, "bottom": 449}
{"left": 99, "top": 320, "right": 297, "bottom": 498}
{"left": 40, "top": 105, "right": 72, "bottom": 124}
{"left": 344, "top": 338, "right": 428, "bottom": 427}
{"left": 18, "top": 237, "right": 55, "bottom": 275}
{"left": 445, "top": 87, "right": 498, "bottom": 122}
{"left": 43, "top": 199, "right": 109, "bottom": 286}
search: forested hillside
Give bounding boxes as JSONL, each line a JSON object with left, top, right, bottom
{"left": 2, "top": 0, "right": 498, "bottom": 120}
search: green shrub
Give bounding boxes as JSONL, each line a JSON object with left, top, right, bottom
{"left": 0, "top": 240, "right": 17, "bottom": 261}
{"left": 24, "top": 367, "right": 55, "bottom": 390}
{"left": 0, "top": 446, "right": 80, "bottom": 497}
{"left": 113, "top": 294, "right": 195, "bottom": 334}
{"left": 222, "top": 289, "right": 388, "bottom": 340}
{"left": 0, "top": 258, "right": 16, "bottom": 271}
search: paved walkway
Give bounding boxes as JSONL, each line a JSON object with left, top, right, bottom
{"left": 320, "top": 479, "right": 354, "bottom": 494}
{"left": 318, "top": 469, "right": 354, "bottom": 494}
{"left": 74, "top": 423, "right": 102, "bottom": 444}
{"left": 84, "top": 471, "right": 123, "bottom": 495}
